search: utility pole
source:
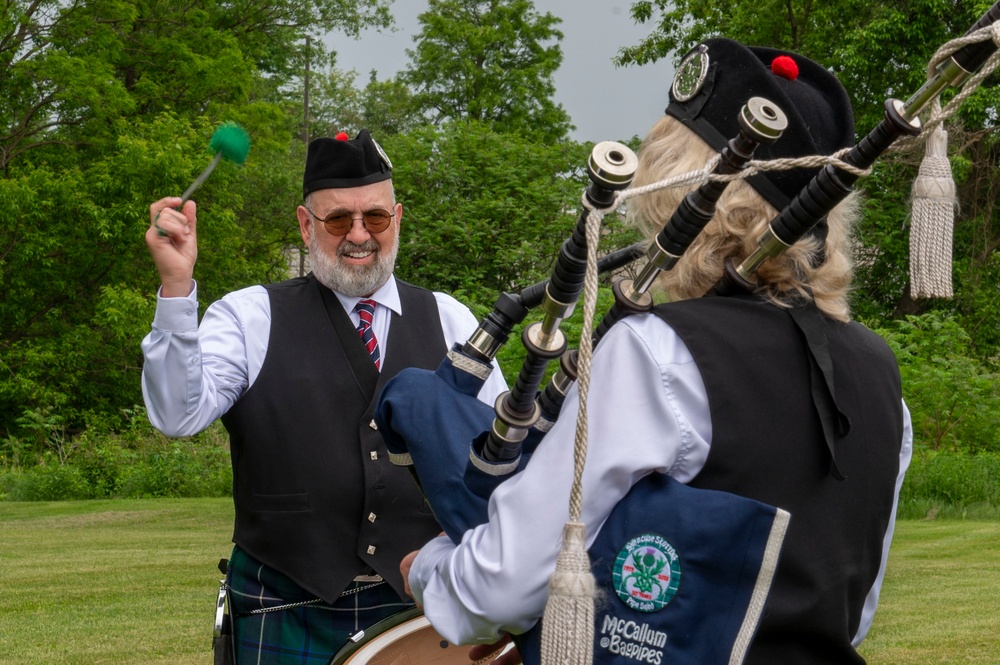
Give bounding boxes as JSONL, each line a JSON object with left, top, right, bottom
{"left": 303, "top": 35, "right": 311, "bottom": 144}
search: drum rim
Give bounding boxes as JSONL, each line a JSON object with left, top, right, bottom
{"left": 329, "top": 605, "right": 432, "bottom": 664}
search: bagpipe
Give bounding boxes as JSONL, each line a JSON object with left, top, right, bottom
{"left": 346, "top": 6, "right": 1000, "bottom": 665}
{"left": 373, "top": 100, "right": 794, "bottom": 665}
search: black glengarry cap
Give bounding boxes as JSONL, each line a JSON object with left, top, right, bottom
{"left": 303, "top": 129, "right": 393, "bottom": 197}
{"left": 666, "top": 38, "right": 855, "bottom": 212}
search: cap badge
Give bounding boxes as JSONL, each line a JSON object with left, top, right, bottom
{"left": 672, "top": 44, "right": 710, "bottom": 102}
{"left": 371, "top": 136, "right": 393, "bottom": 171}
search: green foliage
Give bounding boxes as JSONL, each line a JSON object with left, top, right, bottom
{"left": 0, "top": 410, "right": 232, "bottom": 501}
{"left": 0, "top": 459, "right": 93, "bottom": 501}
{"left": 304, "top": 62, "right": 424, "bottom": 138}
{"left": 879, "top": 312, "right": 1000, "bottom": 454}
{"left": 354, "top": 75, "right": 426, "bottom": 137}
{"left": 898, "top": 451, "right": 1000, "bottom": 519}
{"left": 850, "top": 158, "right": 918, "bottom": 322}
{"left": 386, "top": 121, "right": 603, "bottom": 305}
{"left": 116, "top": 441, "right": 232, "bottom": 499}
{"left": 193, "top": 0, "right": 394, "bottom": 88}
{"left": 0, "top": 0, "right": 393, "bottom": 439}
{"left": 10, "top": 407, "right": 74, "bottom": 465}
{"left": 401, "top": 0, "right": 573, "bottom": 141}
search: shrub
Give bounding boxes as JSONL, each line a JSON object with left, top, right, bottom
{"left": 0, "top": 411, "right": 233, "bottom": 501}
{"left": 72, "top": 436, "right": 135, "bottom": 497}
{"left": 0, "top": 456, "right": 94, "bottom": 501}
{"left": 878, "top": 312, "right": 1000, "bottom": 454}
{"left": 118, "top": 441, "right": 232, "bottom": 498}
{"left": 898, "top": 450, "right": 1000, "bottom": 519}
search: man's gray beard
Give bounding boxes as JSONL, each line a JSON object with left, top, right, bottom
{"left": 308, "top": 223, "right": 399, "bottom": 297}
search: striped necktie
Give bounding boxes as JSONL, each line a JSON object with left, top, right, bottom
{"left": 354, "top": 299, "right": 381, "bottom": 370}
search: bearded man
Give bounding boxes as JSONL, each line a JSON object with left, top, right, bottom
{"left": 142, "top": 130, "right": 507, "bottom": 664}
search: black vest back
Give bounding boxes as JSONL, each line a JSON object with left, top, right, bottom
{"left": 222, "top": 275, "right": 447, "bottom": 603}
{"left": 653, "top": 296, "right": 903, "bottom": 665}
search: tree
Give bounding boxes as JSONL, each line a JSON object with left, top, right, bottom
{"left": 0, "top": 0, "right": 394, "bottom": 440}
{"left": 615, "top": 0, "right": 1000, "bottom": 360}
{"left": 384, "top": 121, "right": 638, "bottom": 309}
{"left": 303, "top": 61, "right": 423, "bottom": 138}
{"left": 881, "top": 312, "right": 1000, "bottom": 454}
{"left": 615, "top": 0, "right": 991, "bottom": 130}
{"left": 400, "top": 0, "right": 573, "bottom": 142}
{"left": 355, "top": 74, "right": 426, "bottom": 137}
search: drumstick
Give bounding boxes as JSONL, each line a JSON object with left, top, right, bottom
{"left": 154, "top": 122, "right": 251, "bottom": 235}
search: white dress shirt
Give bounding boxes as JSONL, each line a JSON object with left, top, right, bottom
{"left": 408, "top": 312, "right": 914, "bottom": 647}
{"left": 141, "top": 275, "right": 508, "bottom": 437}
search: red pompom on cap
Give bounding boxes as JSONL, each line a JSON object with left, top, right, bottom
{"left": 771, "top": 55, "right": 799, "bottom": 81}
{"left": 335, "top": 131, "right": 350, "bottom": 141}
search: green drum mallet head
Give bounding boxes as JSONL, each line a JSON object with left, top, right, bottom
{"left": 154, "top": 121, "right": 252, "bottom": 236}
{"left": 208, "top": 122, "right": 251, "bottom": 166}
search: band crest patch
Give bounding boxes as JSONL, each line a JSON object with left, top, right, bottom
{"left": 612, "top": 534, "right": 681, "bottom": 612}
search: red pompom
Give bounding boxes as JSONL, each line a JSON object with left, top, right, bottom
{"left": 771, "top": 55, "right": 799, "bottom": 81}
{"left": 335, "top": 131, "right": 350, "bottom": 141}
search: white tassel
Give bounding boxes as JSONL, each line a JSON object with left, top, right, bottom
{"left": 540, "top": 522, "right": 595, "bottom": 665}
{"left": 910, "top": 123, "right": 956, "bottom": 298}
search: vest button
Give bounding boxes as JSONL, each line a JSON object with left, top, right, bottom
{"left": 368, "top": 512, "right": 377, "bottom": 523}
{"left": 370, "top": 451, "right": 378, "bottom": 461}
{"left": 366, "top": 545, "right": 376, "bottom": 555}
{"left": 369, "top": 420, "right": 378, "bottom": 430}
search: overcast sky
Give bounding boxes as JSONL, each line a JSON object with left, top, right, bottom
{"left": 328, "top": 0, "right": 676, "bottom": 144}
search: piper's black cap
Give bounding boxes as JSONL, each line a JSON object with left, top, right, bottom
{"left": 666, "top": 38, "right": 855, "bottom": 211}
{"left": 302, "top": 129, "right": 393, "bottom": 197}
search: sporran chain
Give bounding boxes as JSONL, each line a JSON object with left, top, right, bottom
{"left": 229, "top": 580, "right": 386, "bottom": 617}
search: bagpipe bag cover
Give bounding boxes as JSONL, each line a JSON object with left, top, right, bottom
{"left": 376, "top": 353, "right": 788, "bottom": 664}
{"left": 516, "top": 473, "right": 786, "bottom": 665}
{"left": 376, "top": 349, "right": 540, "bottom": 542}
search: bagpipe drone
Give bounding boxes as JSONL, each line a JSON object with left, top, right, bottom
{"left": 352, "top": 6, "right": 1000, "bottom": 665}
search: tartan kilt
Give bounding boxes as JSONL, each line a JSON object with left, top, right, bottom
{"left": 226, "top": 546, "right": 413, "bottom": 664}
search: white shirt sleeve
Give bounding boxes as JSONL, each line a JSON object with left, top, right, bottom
{"left": 140, "top": 283, "right": 269, "bottom": 437}
{"left": 432, "top": 291, "right": 510, "bottom": 403}
{"left": 852, "top": 398, "right": 914, "bottom": 646}
{"left": 409, "top": 313, "right": 712, "bottom": 645}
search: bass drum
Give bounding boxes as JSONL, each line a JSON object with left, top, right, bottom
{"left": 329, "top": 606, "right": 511, "bottom": 665}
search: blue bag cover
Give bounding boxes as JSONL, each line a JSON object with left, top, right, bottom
{"left": 376, "top": 347, "right": 537, "bottom": 542}
{"left": 516, "top": 473, "right": 789, "bottom": 665}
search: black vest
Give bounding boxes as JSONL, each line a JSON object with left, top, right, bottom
{"left": 221, "top": 275, "right": 447, "bottom": 603}
{"left": 654, "top": 296, "right": 903, "bottom": 665}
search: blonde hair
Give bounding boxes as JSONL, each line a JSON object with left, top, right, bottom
{"left": 628, "top": 115, "right": 857, "bottom": 322}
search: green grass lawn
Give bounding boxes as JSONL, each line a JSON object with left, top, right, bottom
{"left": 0, "top": 499, "right": 235, "bottom": 665}
{"left": 0, "top": 499, "right": 997, "bottom": 664}
{"left": 857, "top": 519, "right": 1000, "bottom": 664}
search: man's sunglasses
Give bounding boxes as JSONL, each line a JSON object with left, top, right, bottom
{"left": 304, "top": 206, "right": 395, "bottom": 236}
